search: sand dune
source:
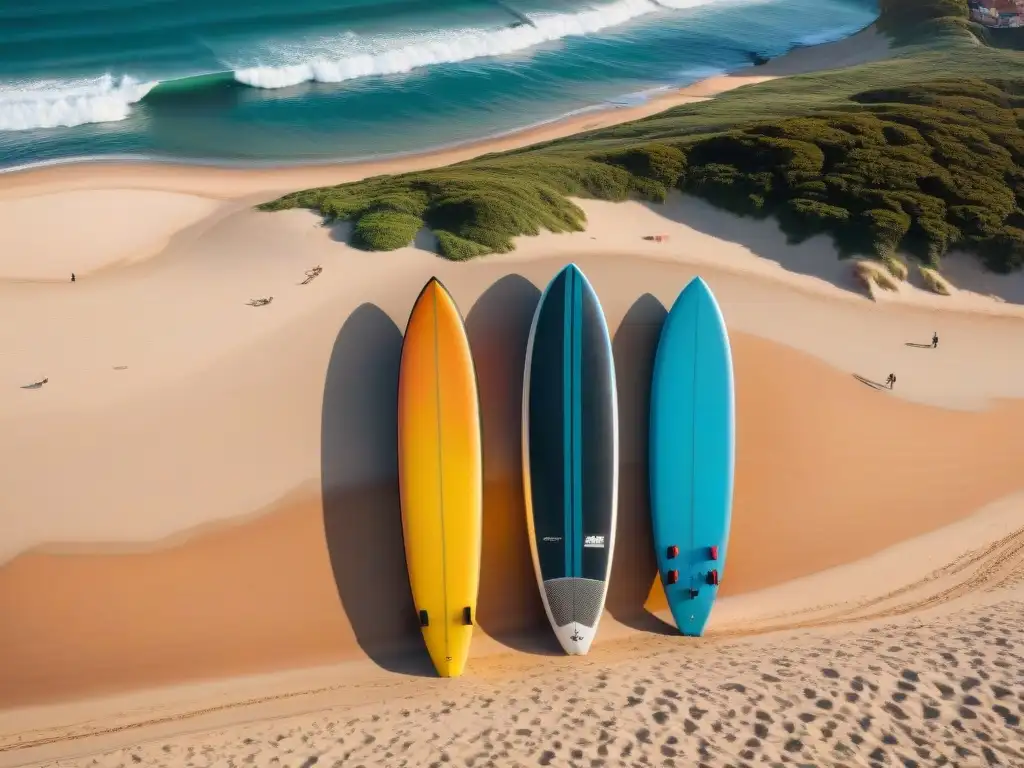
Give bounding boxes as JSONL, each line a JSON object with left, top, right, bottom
{"left": 0, "top": 190, "right": 223, "bottom": 281}
{"left": 2, "top": 198, "right": 1024, "bottom": 712}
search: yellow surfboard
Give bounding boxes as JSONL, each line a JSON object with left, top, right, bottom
{"left": 398, "top": 277, "right": 483, "bottom": 678}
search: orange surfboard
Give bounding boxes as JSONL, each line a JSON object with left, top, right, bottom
{"left": 397, "top": 277, "right": 483, "bottom": 677}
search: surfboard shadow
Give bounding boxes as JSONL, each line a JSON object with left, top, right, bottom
{"left": 320, "top": 302, "right": 434, "bottom": 677}
{"left": 466, "top": 274, "right": 561, "bottom": 656}
{"left": 607, "top": 293, "right": 677, "bottom": 636}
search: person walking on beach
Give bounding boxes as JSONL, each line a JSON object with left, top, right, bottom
{"left": 932, "top": 332, "right": 938, "bottom": 348}
{"left": 887, "top": 373, "right": 896, "bottom": 389}
{"left": 70, "top": 272, "right": 75, "bottom": 283}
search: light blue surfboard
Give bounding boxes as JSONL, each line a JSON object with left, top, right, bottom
{"left": 649, "top": 276, "right": 735, "bottom": 636}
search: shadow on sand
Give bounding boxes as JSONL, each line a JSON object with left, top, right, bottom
{"left": 465, "top": 274, "right": 561, "bottom": 655}
{"left": 928, "top": 251, "right": 1024, "bottom": 306}
{"left": 326, "top": 220, "right": 353, "bottom": 244}
{"left": 606, "top": 293, "right": 677, "bottom": 635}
{"left": 320, "top": 303, "right": 434, "bottom": 676}
{"left": 853, "top": 373, "right": 888, "bottom": 391}
{"left": 905, "top": 342, "right": 933, "bottom": 349}
{"left": 642, "top": 193, "right": 863, "bottom": 295}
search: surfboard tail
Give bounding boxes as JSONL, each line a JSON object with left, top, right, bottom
{"left": 650, "top": 275, "right": 734, "bottom": 639}
{"left": 553, "top": 623, "right": 597, "bottom": 655}
{"left": 542, "top": 577, "right": 605, "bottom": 655}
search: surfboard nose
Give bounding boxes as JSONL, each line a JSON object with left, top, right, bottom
{"left": 682, "top": 275, "right": 712, "bottom": 298}
{"left": 559, "top": 262, "right": 583, "bottom": 280}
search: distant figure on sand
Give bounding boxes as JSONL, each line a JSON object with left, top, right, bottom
{"left": 300, "top": 265, "right": 323, "bottom": 285}
{"left": 70, "top": 273, "right": 75, "bottom": 283}
{"left": 887, "top": 373, "right": 896, "bottom": 389}
{"left": 932, "top": 332, "right": 938, "bottom": 348}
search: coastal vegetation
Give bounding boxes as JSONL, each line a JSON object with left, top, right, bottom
{"left": 919, "top": 265, "right": 954, "bottom": 295}
{"left": 854, "top": 260, "right": 900, "bottom": 293}
{"left": 260, "top": 0, "right": 1024, "bottom": 275}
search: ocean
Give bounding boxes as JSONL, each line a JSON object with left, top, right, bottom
{"left": 0, "top": 0, "right": 879, "bottom": 171}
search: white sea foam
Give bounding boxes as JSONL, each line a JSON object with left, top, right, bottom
{"left": 0, "top": 75, "right": 157, "bottom": 132}
{"left": 233, "top": 0, "right": 725, "bottom": 90}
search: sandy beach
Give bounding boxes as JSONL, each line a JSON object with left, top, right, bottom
{"left": 2, "top": 22, "right": 1023, "bottom": 768}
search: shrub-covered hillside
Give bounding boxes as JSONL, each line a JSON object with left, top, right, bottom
{"left": 877, "top": 0, "right": 968, "bottom": 41}
{"left": 261, "top": 78, "right": 1024, "bottom": 272}
{"left": 259, "top": 0, "right": 1024, "bottom": 274}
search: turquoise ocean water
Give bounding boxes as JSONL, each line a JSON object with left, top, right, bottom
{"left": 0, "top": 0, "right": 878, "bottom": 170}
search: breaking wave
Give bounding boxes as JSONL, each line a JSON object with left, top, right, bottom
{"left": 0, "top": 0, "right": 847, "bottom": 134}
{"left": 232, "top": 0, "right": 728, "bottom": 89}
{"left": 0, "top": 75, "right": 157, "bottom": 132}
{"left": 0, "top": 0, "right": 718, "bottom": 132}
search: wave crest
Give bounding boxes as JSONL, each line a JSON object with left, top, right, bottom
{"left": 233, "top": 0, "right": 719, "bottom": 90}
{"left": 0, "top": 75, "right": 157, "bottom": 132}
{"left": 0, "top": 0, "right": 733, "bottom": 131}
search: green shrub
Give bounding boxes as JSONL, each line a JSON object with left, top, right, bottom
{"left": 629, "top": 176, "right": 670, "bottom": 202}
{"left": 878, "top": 0, "right": 968, "bottom": 32}
{"left": 595, "top": 143, "right": 687, "bottom": 187}
{"left": 949, "top": 205, "right": 1005, "bottom": 239}
{"left": 861, "top": 208, "right": 913, "bottom": 256}
{"left": 353, "top": 211, "right": 423, "bottom": 251}
{"left": 978, "top": 225, "right": 1024, "bottom": 272}
{"left": 435, "top": 230, "right": 492, "bottom": 261}
{"left": 882, "top": 123, "right": 925, "bottom": 146}
{"left": 778, "top": 199, "right": 850, "bottom": 243}
{"left": 365, "top": 191, "right": 430, "bottom": 217}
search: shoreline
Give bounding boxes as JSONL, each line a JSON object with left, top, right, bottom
{"left": 0, "top": 25, "right": 887, "bottom": 202}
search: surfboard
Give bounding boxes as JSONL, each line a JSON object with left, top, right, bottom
{"left": 649, "top": 276, "right": 735, "bottom": 637}
{"left": 397, "top": 277, "right": 483, "bottom": 678}
{"left": 522, "top": 263, "right": 619, "bottom": 655}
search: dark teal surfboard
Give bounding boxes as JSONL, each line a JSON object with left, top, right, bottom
{"left": 522, "top": 263, "right": 619, "bottom": 655}
{"left": 649, "top": 276, "right": 735, "bottom": 636}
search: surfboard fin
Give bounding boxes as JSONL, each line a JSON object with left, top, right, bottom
{"left": 462, "top": 606, "right": 473, "bottom": 626}
{"left": 419, "top": 610, "right": 430, "bottom": 627}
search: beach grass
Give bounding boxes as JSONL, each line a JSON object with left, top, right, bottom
{"left": 260, "top": 0, "right": 1024, "bottom": 275}
{"left": 883, "top": 254, "right": 909, "bottom": 281}
{"left": 855, "top": 260, "right": 900, "bottom": 293}
{"left": 919, "top": 264, "right": 954, "bottom": 295}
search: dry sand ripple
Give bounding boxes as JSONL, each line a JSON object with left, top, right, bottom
{"left": 20, "top": 596, "right": 1021, "bottom": 768}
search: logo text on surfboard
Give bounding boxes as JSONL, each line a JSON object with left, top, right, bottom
{"left": 584, "top": 535, "right": 605, "bottom": 548}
